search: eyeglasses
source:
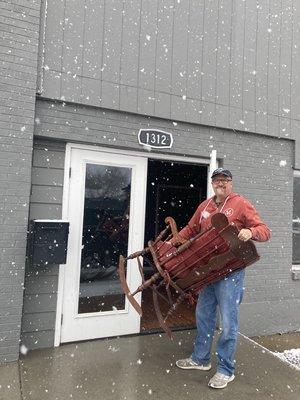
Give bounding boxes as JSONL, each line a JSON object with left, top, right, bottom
{"left": 212, "top": 178, "right": 232, "bottom": 184}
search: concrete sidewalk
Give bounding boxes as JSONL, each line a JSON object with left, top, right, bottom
{"left": 0, "top": 330, "right": 299, "bottom": 400}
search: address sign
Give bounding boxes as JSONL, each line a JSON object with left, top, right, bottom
{"left": 138, "top": 129, "right": 173, "bottom": 149}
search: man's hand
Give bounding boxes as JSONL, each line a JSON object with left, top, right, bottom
{"left": 238, "top": 228, "right": 253, "bottom": 242}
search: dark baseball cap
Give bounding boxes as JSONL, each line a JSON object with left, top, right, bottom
{"left": 211, "top": 168, "right": 232, "bottom": 179}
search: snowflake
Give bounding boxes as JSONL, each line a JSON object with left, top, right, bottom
{"left": 20, "top": 344, "right": 28, "bottom": 355}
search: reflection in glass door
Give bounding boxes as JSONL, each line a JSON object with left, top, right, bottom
{"left": 79, "top": 164, "right": 131, "bottom": 313}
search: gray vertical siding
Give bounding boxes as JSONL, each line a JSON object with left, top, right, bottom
{"left": 0, "top": 0, "right": 41, "bottom": 362}
{"left": 21, "top": 140, "right": 65, "bottom": 350}
{"left": 39, "top": 0, "right": 300, "bottom": 164}
{"left": 291, "top": 2, "right": 300, "bottom": 168}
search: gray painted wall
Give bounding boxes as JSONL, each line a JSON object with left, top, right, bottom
{"left": 21, "top": 97, "right": 298, "bottom": 349}
{"left": 0, "top": 0, "right": 41, "bottom": 363}
{"left": 21, "top": 139, "right": 65, "bottom": 350}
{"left": 39, "top": 0, "right": 300, "bottom": 166}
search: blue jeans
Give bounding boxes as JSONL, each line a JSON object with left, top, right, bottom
{"left": 191, "top": 269, "right": 245, "bottom": 376}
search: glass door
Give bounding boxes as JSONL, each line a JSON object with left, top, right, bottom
{"left": 60, "top": 148, "right": 147, "bottom": 343}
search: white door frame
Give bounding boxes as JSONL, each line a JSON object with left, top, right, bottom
{"left": 207, "top": 150, "right": 217, "bottom": 197}
{"left": 54, "top": 143, "right": 217, "bottom": 346}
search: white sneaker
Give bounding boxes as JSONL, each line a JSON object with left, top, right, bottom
{"left": 208, "top": 372, "right": 235, "bottom": 389}
{"left": 176, "top": 357, "right": 211, "bottom": 370}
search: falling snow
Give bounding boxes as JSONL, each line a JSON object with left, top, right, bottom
{"left": 20, "top": 344, "right": 28, "bottom": 355}
{"left": 108, "top": 345, "right": 120, "bottom": 353}
{"left": 1, "top": 4, "right": 300, "bottom": 398}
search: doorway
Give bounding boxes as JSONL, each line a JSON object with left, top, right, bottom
{"left": 58, "top": 145, "right": 213, "bottom": 345}
{"left": 141, "top": 159, "right": 208, "bottom": 332}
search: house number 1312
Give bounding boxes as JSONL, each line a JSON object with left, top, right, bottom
{"left": 138, "top": 129, "right": 173, "bottom": 149}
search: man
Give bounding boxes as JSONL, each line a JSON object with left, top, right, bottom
{"left": 175, "top": 167, "right": 270, "bottom": 389}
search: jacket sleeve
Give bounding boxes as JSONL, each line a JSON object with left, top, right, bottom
{"left": 178, "top": 203, "right": 204, "bottom": 240}
{"left": 242, "top": 199, "right": 271, "bottom": 242}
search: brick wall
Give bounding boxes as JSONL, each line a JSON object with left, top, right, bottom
{"left": 0, "top": 0, "right": 41, "bottom": 362}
